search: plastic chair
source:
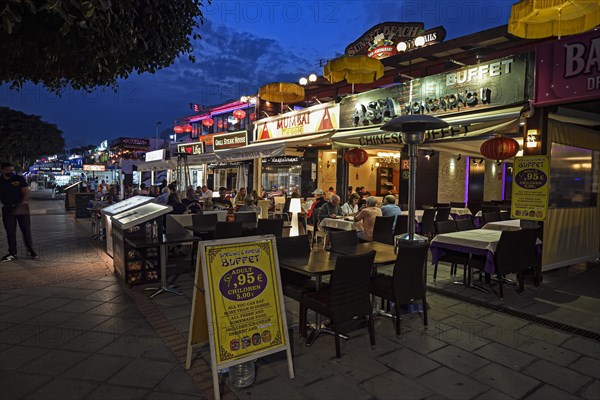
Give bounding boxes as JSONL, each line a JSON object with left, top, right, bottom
{"left": 372, "top": 216, "right": 395, "bottom": 245}
{"left": 257, "top": 218, "right": 284, "bottom": 237}
{"left": 370, "top": 243, "right": 429, "bottom": 337}
{"left": 300, "top": 251, "right": 377, "bottom": 358}
{"left": 213, "top": 221, "right": 243, "bottom": 239}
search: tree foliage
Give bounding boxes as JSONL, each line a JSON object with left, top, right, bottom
{"left": 0, "top": 0, "right": 208, "bottom": 92}
{"left": 0, "top": 107, "right": 65, "bottom": 171}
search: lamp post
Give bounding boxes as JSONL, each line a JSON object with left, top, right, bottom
{"left": 381, "top": 115, "right": 448, "bottom": 244}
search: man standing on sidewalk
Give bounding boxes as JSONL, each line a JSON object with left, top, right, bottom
{"left": 0, "top": 162, "right": 38, "bottom": 262}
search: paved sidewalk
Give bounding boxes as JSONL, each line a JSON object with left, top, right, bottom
{"left": 1, "top": 198, "right": 599, "bottom": 400}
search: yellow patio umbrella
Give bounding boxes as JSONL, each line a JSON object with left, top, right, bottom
{"left": 323, "top": 55, "right": 384, "bottom": 93}
{"left": 259, "top": 82, "right": 305, "bottom": 109}
{"left": 508, "top": 0, "right": 600, "bottom": 39}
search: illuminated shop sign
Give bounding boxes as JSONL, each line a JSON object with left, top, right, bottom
{"left": 213, "top": 131, "right": 247, "bottom": 151}
{"left": 145, "top": 149, "right": 166, "bottom": 162}
{"left": 345, "top": 22, "right": 445, "bottom": 59}
{"left": 254, "top": 103, "right": 339, "bottom": 141}
{"left": 339, "top": 54, "right": 527, "bottom": 129}
{"left": 263, "top": 156, "right": 304, "bottom": 165}
{"left": 83, "top": 164, "right": 106, "bottom": 171}
{"left": 177, "top": 141, "right": 205, "bottom": 155}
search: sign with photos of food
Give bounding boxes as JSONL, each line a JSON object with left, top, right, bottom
{"left": 511, "top": 155, "right": 550, "bottom": 221}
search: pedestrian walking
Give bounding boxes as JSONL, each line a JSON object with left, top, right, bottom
{"left": 0, "top": 162, "right": 38, "bottom": 262}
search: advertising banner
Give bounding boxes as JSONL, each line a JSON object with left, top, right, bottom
{"left": 534, "top": 30, "right": 600, "bottom": 106}
{"left": 187, "top": 237, "right": 293, "bottom": 400}
{"left": 177, "top": 141, "right": 205, "bottom": 155}
{"left": 338, "top": 54, "right": 528, "bottom": 129}
{"left": 511, "top": 156, "right": 550, "bottom": 221}
{"left": 254, "top": 103, "right": 339, "bottom": 141}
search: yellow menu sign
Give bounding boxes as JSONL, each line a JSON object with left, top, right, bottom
{"left": 511, "top": 155, "right": 550, "bottom": 221}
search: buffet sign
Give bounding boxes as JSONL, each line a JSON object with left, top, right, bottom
{"left": 511, "top": 156, "right": 550, "bottom": 221}
{"left": 186, "top": 236, "right": 293, "bottom": 399}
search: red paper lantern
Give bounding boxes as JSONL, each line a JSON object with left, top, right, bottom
{"left": 217, "top": 120, "right": 223, "bottom": 129}
{"left": 183, "top": 124, "right": 193, "bottom": 133}
{"left": 480, "top": 136, "right": 520, "bottom": 161}
{"left": 249, "top": 113, "right": 256, "bottom": 121}
{"left": 344, "top": 148, "right": 369, "bottom": 167}
{"left": 233, "top": 109, "right": 246, "bottom": 120}
{"left": 202, "top": 118, "right": 214, "bottom": 127}
{"left": 173, "top": 126, "right": 184, "bottom": 134}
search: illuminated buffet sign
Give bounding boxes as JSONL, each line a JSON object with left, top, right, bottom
{"left": 339, "top": 54, "right": 527, "bottom": 129}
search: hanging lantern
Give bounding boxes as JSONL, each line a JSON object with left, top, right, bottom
{"left": 344, "top": 148, "right": 369, "bottom": 167}
{"left": 480, "top": 136, "right": 520, "bottom": 161}
{"left": 249, "top": 112, "right": 256, "bottom": 121}
{"left": 233, "top": 109, "right": 246, "bottom": 120}
{"left": 202, "top": 118, "right": 214, "bottom": 127}
{"left": 217, "top": 120, "right": 223, "bottom": 129}
{"left": 173, "top": 125, "right": 184, "bottom": 134}
{"left": 183, "top": 124, "right": 193, "bottom": 133}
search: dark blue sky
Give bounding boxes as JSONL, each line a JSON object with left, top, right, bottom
{"left": 0, "top": 0, "right": 513, "bottom": 148}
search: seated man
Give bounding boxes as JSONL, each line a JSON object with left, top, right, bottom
{"left": 317, "top": 194, "right": 343, "bottom": 229}
{"left": 354, "top": 196, "right": 382, "bottom": 242}
{"left": 380, "top": 195, "right": 402, "bottom": 229}
{"left": 306, "top": 188, "right": 327, "bottom": 226}
{"left": 212, "top": 187, "right": 233, "bottom": 208}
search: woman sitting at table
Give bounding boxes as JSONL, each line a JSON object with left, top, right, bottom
{"left": 167, "top": 193, "right": 187, "bottom": 214}
{"left": 239, "top": 196, "right": 260, "bottom": 212}
{"left": 342, "top": 193, "right": 360, "bottom": 215}
{"left": 250, "top": 189, "right": 261, "bottom": 203}
{"left": 354, "top": 196, "right": 382, "bottom": 241}
{"left": 233, "top": 187, "right": 247, "bottom": 205}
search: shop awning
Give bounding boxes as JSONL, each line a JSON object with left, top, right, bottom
{"left": 187, "top": 153, "right": 218, "bottom": 165}
{"left": 215, "top": 131, "right": 334, "bottom": 162}
{"left": 331, "top": 105, "right": 524, "bottom": 150}
{"left": 136, "top": 160, "right": 176, "bottom": 172}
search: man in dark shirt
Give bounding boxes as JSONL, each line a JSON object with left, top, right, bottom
{"left": 212, "top": 187, "right": 233, "bottom": 208}
{"left": 0, "top": 163, "right": 37, "bottom": 261}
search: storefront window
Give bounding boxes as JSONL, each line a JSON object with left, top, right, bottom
{"left": 262, "top": 165, "right": 301, "bottom": 193}
{"left": 549, "top": 143, "right": 598, "bottom": 208}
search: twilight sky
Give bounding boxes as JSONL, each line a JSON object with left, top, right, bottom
{"left": 0, "top": 0, "right": 514, "bottom": 148}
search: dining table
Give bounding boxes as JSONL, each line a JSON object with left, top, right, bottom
{"left": 319, "top": 216, "right": 359, "bottom": 231}
{"left": 481, "top": 219, "right": 522, "bottom": 231}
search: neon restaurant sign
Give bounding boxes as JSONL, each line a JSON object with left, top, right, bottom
{"left": 345, "top": 22, "right": 446, "bottom": 59}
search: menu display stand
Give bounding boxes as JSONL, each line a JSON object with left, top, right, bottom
{"left": 111, "top": 203, "right": 172, "bottom": 286}
{"left": 101, "top": 196, "right": 154, "bottom": 258}
{"left": 75, "top": 193, "right": 96, "bottom": 218}
{"left": 63, "top": 181, "right": 81, "bottom": 210}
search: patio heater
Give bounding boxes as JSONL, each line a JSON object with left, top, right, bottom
{"left": 381, "top": 115, "right": 448, "bottom": 244}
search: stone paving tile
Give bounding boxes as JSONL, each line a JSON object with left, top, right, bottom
{"left": 56, "top": 299, "right": 105, "bottom": 313}
{"left": 265, "top": 352, "right": 335, "bottom": 387}
{"left": 473, "top": 388, "right": 515, "bottom": 400}
{"left": 0, "top": 370, "right": 52, "bottom": 399}
{"left": 471, "top": 362, "right": 540, "bottom": 399}
{"left": 446, "top": 302, "right": 494, "bottom": 319}
{"left": 301, "top": 375, "right": 372, "bottom": 400}
{"left": 474, "top": 342, "right": 537, "bottom": 370}
{"left": 50, "top": 288, "right": 98, "bottom": 300}
{"left": 234, "top": 376, "right": 308, "bottom": 400}
{"left": 0, "top": 323, "right": 44, "bottom": 345}
{"left": 26, "top": 377, "right": 98, "bottom": 400}
{"left": 417, "top": 366, "right": 489, "bottom": 400}
{"left": 516, "top": 323, "right": 573, "bottom": 346}
{"left": 86, "top": 384, "right": 149, "bottom": 400}
{"left": 26, "top": 296, "right": 73, "bottom": 311}
{"left": 0, "top": 294, "right": 46, "bottom": 307}
{"left": 432, "top": 324, "right": 491, "bottom": 352}
{"left": 0, "top": 306, "right": 47, "bottom": 324}
{"left": 524, "top": 359, "right": 593, "bottom": 394}
{"left": 91, "top": 316, "right": 146, "bottom": 336}
{"left": 82, "top": 289, "right": 125, "bottom": 302}
{"left": 25, "top": 310, "right": 79, "bottom": 327}
{"left": 360, "top": 369, "right": 434, "bottom": 400}
{"left": 98, "top": 334, "right": 165, "bottom": 358}
{"left": 392, "top": 330, "right": 447, "bottom": 355}
{"left": 161, "top": 304, "right": 193, "bottom": 320}
{"left": 62, "top": 313, "right": 111, "bottom": 332}
{"left": 580, "top": 380, "right": 600, "bottom": 400}
{"left": 519, "top": 340, "right": 581, "bottom": 366}
{"left": 561, "top": 337, "right": 600, "bottom": 359}
{"left": 0, "top": 345, "right": 51, "bottom": 370}
{"left": 318, "top": 345, "right": 391, "bottom": 382}
{"left": 86, "top": 301, "right": 136, "bottom": 316}
{"left": 157, "top": 365, "right": 206, "bottom": 395}
{"left": 18, "top": 348, "right": 90, "bottom": 376}
{"left": 141, "top": 341, "right": 179, "bottom": 363}
{"left": 108, "top": 358, "right": 176, "bottom": 389}
{"left": 147, "top": 392, "right": 209, "bottom": 400}
{"left": 59, "top": 330, "right": 121, "bottom": 353}
{"left": 524, "top": 384, "right": 582, "bottom": 400}
{"left": 0, "top": 305, "right": 17, "bottom": 316}
{"left": 477, "top": 312, "right": 530, "bottom": 331}
{"left": 569, "top": 356, "right": 600, "bottom": 377}
{"left": 379, "top": 347, "right": 441, "bottom": 377}
{"left": 61, "top": 353, "right": 134, "bottom": 382}
{"left": 428, "top": 346, "right": 490, "bottom": 374}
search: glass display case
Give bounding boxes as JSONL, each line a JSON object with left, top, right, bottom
{"left": 101, "top": 196, "right": 154, "bottom": 258}
{"left": 111, "top": 203, "right": 172, "bottom": 286}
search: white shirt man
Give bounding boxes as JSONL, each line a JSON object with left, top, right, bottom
{"left": 200, "top": 185, "right": 213, "bottom": 200}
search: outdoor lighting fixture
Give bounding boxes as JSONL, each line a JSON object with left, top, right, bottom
{"left": 425, "top": 150, "right": 435, "bottom": 160}
{"left": 308, "top": 73, "right": 317, "bottom": 82}
{"left": 299, "top": 77, "right": 308, "bottom": 86}
{"left": 372, "top": 162, "right": 380, "bottom": 171}
{"left": 448, "top": 59, "right": 467, "bottom": 66}
{"left": 479, "top": 158, "right": 484, "bottom": 164}
{"left": 377, "top": 151, "right": 400, "bottom": 164}
{"left": 526, "top": 129, "right": 539, "bottom": 148}
{"left": 414, "top": 36, "right": 426, "bottom": 47}
{"left": 289, "top": 198, "right": 302, "bottom": 237}
{"left": 457, "top": 154, "right": 462, "bottom": 161}
{"left": 396, "top": 41, "right": 408, "bottom": 52}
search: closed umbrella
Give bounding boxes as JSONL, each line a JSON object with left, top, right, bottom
{"left": 508, "top": 0, "right": 600, "bottom": 39}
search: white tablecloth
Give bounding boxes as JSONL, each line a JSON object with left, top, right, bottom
{"left": 450, "top": 207, "right": 472, "bottom": 216}
{"left": 320, "top": 217, "right": 359, "bottom": 231}
{"left": 431, "top": 229, "right": 504, "bottom": 253}
{"left": 481, "top": 220, "right": 521, "bottom": 231}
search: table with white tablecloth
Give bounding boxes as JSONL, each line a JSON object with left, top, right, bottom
{"left": 320, "top": 216, "right": 361, "bottom": 231}
{"left": 481, "top": 220, "right": 521, "bottom": 231}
